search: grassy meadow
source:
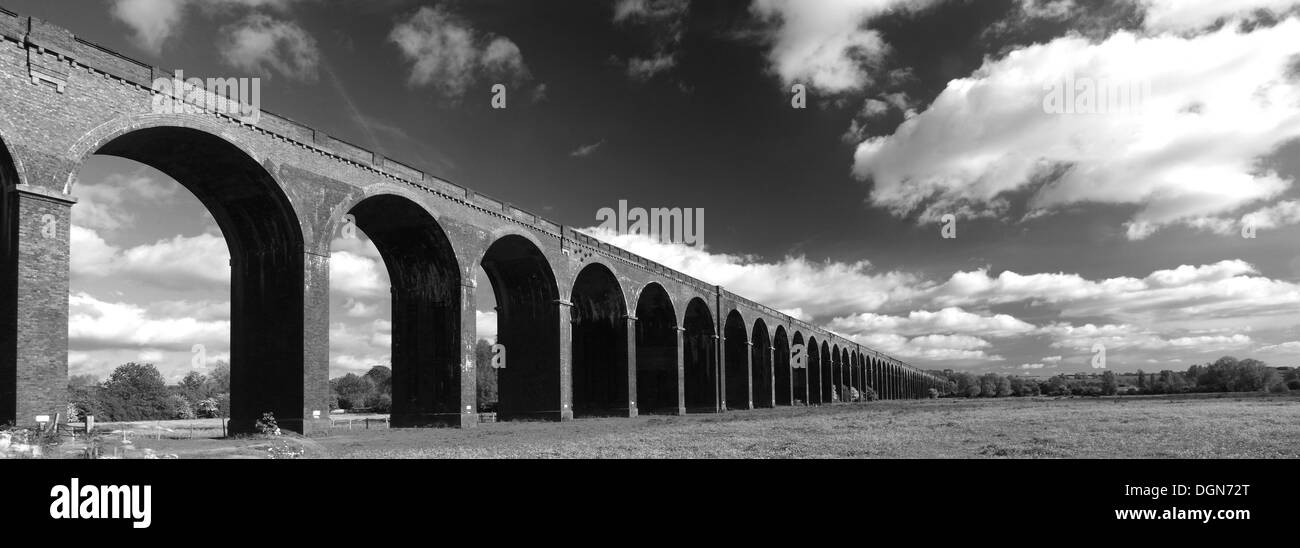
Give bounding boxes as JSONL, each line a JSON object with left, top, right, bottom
{"left": 86, "top": 392, "right": 1300, "bottom": 459}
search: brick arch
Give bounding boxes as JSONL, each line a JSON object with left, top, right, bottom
{"left": 343, "top": 191, "right": 464, "bottom": 426}
{"left": 565, "top": 258, "right": 629, "bottom": 316}
{"left": 63, "top": 113, "right": 270, "bottom": 193}
{"left": 633, "top": 280, "right": 678, "bottom": 322}
{"left": 570, "top": 261, "right": 631, "bottom": 417}
{"left": 479, "top": 233, "right": 563, "bottom": 420}
{"left": 723, "top": 309, "right": 748, "bottom": 410}
{"left": 633, "top": 281, "right": 679, "bottom": 415}
{"left": 64, "top": 120, "right": 309, "bottom": 433}
{"left": 0, "top": 123, "right": 28, "bottom": 189}
{"left": 675, "top": 290, "right": 714, "bottom": 329}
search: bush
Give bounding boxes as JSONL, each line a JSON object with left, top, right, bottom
{"left": 195, "top": 398, "right": 220, "bottom": 419}
{"left": 1288, "top": 380, "right": 1300, "bottom": 391}
{"left": 213, "top": 393, "right": 231, "bottom": 418}
{"left": 1269, "top": 382, "right": 1290, "bottom": 394}
{"left": 164, "top": 394, "right": 196, "bottom": 420}
{"left": 365, "top": 393, "right": 392, "bottom": 413}
{"left": 255, "top": 412, "right": 281, "bottom": 436}
{"left": 861, "top": 387, "right": 878, "bottom": 402}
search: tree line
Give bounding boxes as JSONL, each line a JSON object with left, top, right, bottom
{"left": 929, "top": 356, "right": 1297, "bottom": 398}
{"left": 67, "top": 362, "right": 230, "bottom": 422}
{"left": 68, "top": 353, "right": 1296, "bottom": 422}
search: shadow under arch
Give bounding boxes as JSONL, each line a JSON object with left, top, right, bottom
{"left": 347, "top": 193, "right": 462, "bottom": 426}
{"left": 0, "top": 135, "right": 21, "bottom": 424}
{"left": 570, "top": 262, "right": 629, "bottom": 417}
{"left": 683, "top": 297, "right": 717, "bottom": 413}
{"left": 480, "top": 234, "right": 561, "bottom": 420}
{"left": 751, "top": 318, "right": 772, "bottom": 408}
{"left": 723, "top": 309, "right": 748, "bottom": 410}
{"left": 807, "top": 336, "right": 822, "bottom": 405}
{"left": 831, "top": 343, "right": 842, "bottom": 403}
{"left": 635, "top": 282, "right": 678, "bottom": 415}
{"left": 792, "top": 331, "right": 806, "bottom": 405}
{"left": 773, "top": 326, "right": 791, "bottom": 406}
{"left": 820, "top": 341, "right": 832, "bottom": 404}
{"left": 86, "top": 126, "right": 306, "bottom": 433}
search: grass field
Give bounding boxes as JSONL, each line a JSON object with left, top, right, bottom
{"left": 95, "top": 392, "right": 1300, "bottom": 459}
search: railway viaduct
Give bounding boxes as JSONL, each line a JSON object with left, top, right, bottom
{"left": 0, "top": 10, "right": 945, "bottom": 433}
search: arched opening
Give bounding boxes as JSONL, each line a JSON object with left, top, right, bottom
{"left": 635, "top": 283, "right": 677, "bottom": 415}
{"left": 807, "top": 336, "right": 822, "bottom": 405}
{"left": 886, "top": 361, "right": 895, "bottom": 400}
{"left": 820, "top": 341, "right": 832, "bottom": 405}
{"left": 343, "top": 194, "right": 460, "bottom": 426}
{"left": 855, "top": 352, "right": 864, "bottom": 401}
{"left": 683, "top": 297, "right": 717, "bottom": 413}
{"left": 870, "top": 357, "right": 879, "bottom": 398}
{"left": 831, "top": 343, "right": 841, "bottom": 403}
{"left": 480, "top": 235, "right": 560, "bottom": 420}
{"left": 68, "top": 127, "right": 304, "bottom": 433}
{"left": 0, "top": 138, "right": 18, "bottom": 425}
{"left": 751, "top": 319, "right": 772, "bottom": 408}
{"left": 879, "top": 359, "right": 888, "bottom": 400}
{"left": 571, "top": 263, "right": 628, "bottom": 417}
{"left": 723, "top": 309, "right": 748, "bottom": 411}
{"left": 773, "top": 326, "right": 791, "bottom": 406}
{"left": 791, "top": 331, "right": 807, "bottom": 405}
{"left": 841, "top": 348, "right": 852, "bottom": 402}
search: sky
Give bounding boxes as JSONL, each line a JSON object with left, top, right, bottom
{"left": 14, "top": 0, "right": 1300, "bottom": 382}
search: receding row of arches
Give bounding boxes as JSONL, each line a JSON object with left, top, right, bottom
{"left": 0, "top": 124, "right": 942, "bottom": 432}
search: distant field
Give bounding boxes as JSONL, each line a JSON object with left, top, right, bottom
{"left": 98, "top": 393, "right": 1300, "bottom": 459}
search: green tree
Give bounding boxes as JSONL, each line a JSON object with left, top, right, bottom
{"left": 979, "top": 373, "right": 1003, "bottom": 397}
{"left": 955, "top": 372, "right": 980, "bottom": 398}
{"left": 1235, "top": 359, "right": 1276, "bottom": 392}
{"left": 1046, "top": 375, "right": 1071, "bottom": 396}
{"left": 207, "top": 361, "right": 231, "bottom": 394}
{"left": 329, "top": 373, "right": 373, "bottom": 410}
{"left": 1101, "top": 371, "right": 1118, "bottom": 395}
{"left": 1137, "top": 369, "right": 1146, "bottom": 392}
{"left": 164, "top": 394, "right": 196, "bottom": 419}
{"left": 99, "top": 362, "right": 170, "bottom": 421}
{"left": 364, "top": 365, "right": 392, "bottom": 395}
{"left": 178, "top": 371, "right": 208, "bottom": 401}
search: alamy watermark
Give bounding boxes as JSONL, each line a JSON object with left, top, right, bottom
{"left": 596, "top": 199, "right": 703, "bottom": 246}
{"left": 1043, "top": 72, "right": 1150, "bottom": 115}
{"left": 151, "top": 70, "right": 261, "bottom": 125}
{"left": 50, "top": 478, "right": 152, "bottom": 529}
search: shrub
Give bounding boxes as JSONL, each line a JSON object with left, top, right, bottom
{"left": 365, "top": 393, "right": 392, "bottom": 413}
{"left": 861, "top": 387, "right": 878, "bottom": 402}
{"left": 1269, "top": 382, "right": 1290, "bottom": 394}
{"left": 255, "top": 412, "right": 281, "bottom": 437}
{"left": 213, "top": 393, "right": 231, "bottom": 418}
{"left": 164, "top": 394, "right": 196, "bottom": 420}
{"left": 195, "top": 398, "right": 220, "bottom": 419}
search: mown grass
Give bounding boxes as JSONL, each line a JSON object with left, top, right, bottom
{"left": 304, "top": 393, "right": 1300, "bottom": 459}
{"left": 95, "top": 393, "right": 1300, "bottom": 458}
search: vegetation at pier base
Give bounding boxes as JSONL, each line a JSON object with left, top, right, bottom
{"left": 928, "top": 356, "right": 1296, "bottom": 399}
